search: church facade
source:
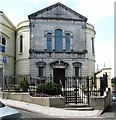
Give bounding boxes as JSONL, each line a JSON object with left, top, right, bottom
{"left": 0, "top": 3, "right": 96, "bottom": 87}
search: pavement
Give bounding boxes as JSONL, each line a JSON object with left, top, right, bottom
{"left": 0, "top": 97, "right": 103, "bottom": 118}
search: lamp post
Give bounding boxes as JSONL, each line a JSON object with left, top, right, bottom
{"left": 2, "top": 62, "right": 4, "bottom": 99}
{"left": 2, "top": 56, "right": 7, "bottom": 99}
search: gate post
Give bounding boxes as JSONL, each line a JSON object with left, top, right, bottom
{"left": 87, "top": 76, "right": 90, "bottom": 104}
{"left": 74, "top": 77, "right": 78, "bottom": 104}
{"left": 103, "top": 72, "right": 108, "bottom": 89}
{"left": 100, "top": 77, "right": 104, "bottom": 96}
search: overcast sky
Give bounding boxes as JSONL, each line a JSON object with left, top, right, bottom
{"left": 0, "top": 0, "right": 114, "bottom": 76}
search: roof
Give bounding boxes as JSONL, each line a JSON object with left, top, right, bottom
{"left": 0, "top": 11, "right": 16, "bottom": 30}
{"left": 95, "top": 67, "right": 111, "bottom": 75}
{"left": 0, "top": 11, "right": 3, "bottom": 13}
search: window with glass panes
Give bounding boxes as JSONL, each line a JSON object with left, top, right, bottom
{"left": 20, "top": 35, "right": 23, "bottom": 53}
{"left": 65, "top": 33, "right": 70, "bottom": 52}
{"left": 47, "top": 33, "right": 52, "bottom": 52}
{"left": 38, "top": 67, "right": 43, "bottom": 77}
{"left": 55, "top": 29, "right": 63, "bottom": 52}
{"left": 0, "top": 37, "right": 6, "bottom": 53}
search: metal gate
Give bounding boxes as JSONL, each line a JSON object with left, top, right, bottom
{"left": 63, "top": 76, "right": 90, "bottom": 104}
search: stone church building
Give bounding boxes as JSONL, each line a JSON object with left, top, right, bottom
{"left": 0, "top": 3, "right": 96, "bottom": 87}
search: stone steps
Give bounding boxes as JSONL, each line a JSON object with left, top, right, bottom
{"left": 65, "top": 103, "right": 94, "bottom": 111}
{"left": 64, "top": 107, "right": 94, "bottom": 111}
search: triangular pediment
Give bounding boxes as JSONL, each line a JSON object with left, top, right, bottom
{"left": 0, "top": 11, "right": 16, "bottom": 31}
{"left": 50, "top": 60, "right": 69, "bottom": 68}
{"left": 28, "top": 2, "right": 87, "bottom": 22}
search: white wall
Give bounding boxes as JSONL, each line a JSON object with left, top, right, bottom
{"left": 0, "top": 12, "right": 16, "bottom": 76}
{"left": 86, "top": 23, "right": 96, "bottom": 76}
{"left": 16, "top": 20, "right": 30, "bottom": 75}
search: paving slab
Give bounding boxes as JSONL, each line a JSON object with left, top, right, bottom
{"left": 0, "top": 98, "right": 103, "bottom": 118}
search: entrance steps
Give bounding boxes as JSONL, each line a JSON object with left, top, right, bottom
{"left": 65, "top": 103, "right": 94, "bottom": 111}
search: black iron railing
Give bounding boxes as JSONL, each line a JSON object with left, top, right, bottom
{"left": 1, "top": 74, "right": 108, "bottom": 104}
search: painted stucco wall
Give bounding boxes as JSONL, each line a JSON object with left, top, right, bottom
{"left": 86, "top": 23, "right": 96, "bottom": 76}
{"left": 95, "top": 68, "right": 112, "bottom": 90}
{"left": 0, "top": 12, "right": 16, "bottom": 76}
{"left": 16, "top": 20, "right": 30, "bottom": 75}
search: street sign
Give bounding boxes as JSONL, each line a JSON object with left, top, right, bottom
{"left": 2, "top": 56, "right": 7, "bottom": 63}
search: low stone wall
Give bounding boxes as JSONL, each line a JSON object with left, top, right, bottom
{"left": 90, "top": 88, "right": 112, "bottom": 110}
{"left": 3, "top": 92, "right": 65, "bottom": 108}
{"left": 2, "top": 88, "right": 112, "bottom": 110}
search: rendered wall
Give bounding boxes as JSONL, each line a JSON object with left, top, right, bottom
{"left": 0, "top": 12, "right": 16, "bottom": 76}
{"left": 16, "top": 20, "right": 30, "bottom": 75}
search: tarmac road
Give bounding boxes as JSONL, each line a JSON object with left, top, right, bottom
{"left": 100, "top": 101, "right": 116, "bottom": 119}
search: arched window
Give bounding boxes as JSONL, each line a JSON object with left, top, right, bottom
{"left": 65, "top": 33, "right": 70, "bottom": 52}
{"left": 2, "top": 37, "right": 6, "bottom": 45}
{"left": 0, "top": 37, "right": 6, "bottom": 53}
{"left": 20, "top": 35, "right": 23, "bottom": 53}
{"left": 47, "top": 33, "right": 52, "bottom": 52}
{"left": 55, "top": 29, "right": 63, "bottom": 52}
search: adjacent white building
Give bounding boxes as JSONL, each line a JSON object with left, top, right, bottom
{"left": 95, "top": 67, "right": 112, "bottom": 90}
{"left": 0, "top": 11, "right": 16, "bottom": 87}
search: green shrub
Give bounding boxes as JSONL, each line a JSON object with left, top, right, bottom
{"left": 36, "top": 82, "right": 62, "bottom": 96}
{"left": 14, "top": 85, "right": 20, "bottom": 92}
{"left": 19, "top": 78, "right": 29, "bottom": 92}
